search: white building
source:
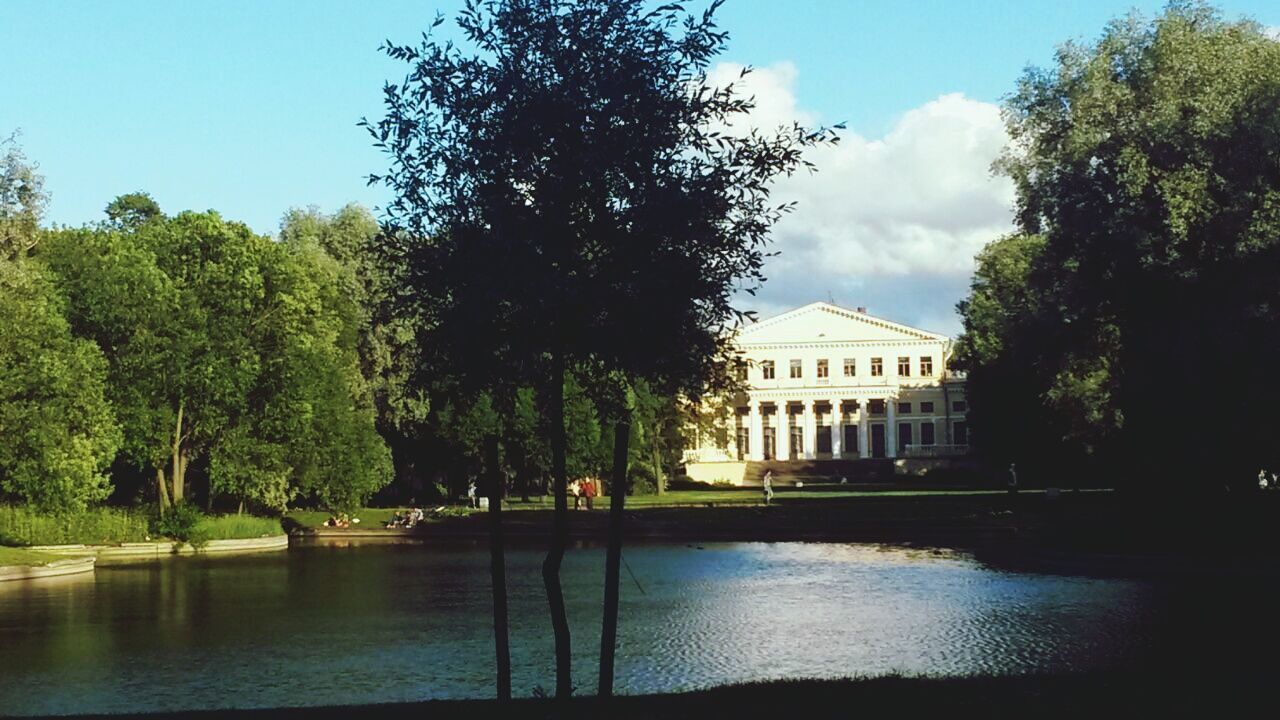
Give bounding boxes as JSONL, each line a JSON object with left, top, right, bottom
{"left": 684, "top": 302, "right": 969, "bottom": 484}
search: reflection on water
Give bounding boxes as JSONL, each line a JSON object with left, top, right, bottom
{"left": 0, "top": 540, "right": 1209, "bottom": 715}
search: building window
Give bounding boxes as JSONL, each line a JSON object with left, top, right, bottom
{"left": 920, "top": 356, "right": 933, "bottom": 376}
{"left": 952, "top": 400, "right": 967, "bottom": 412}
{"left": 817, "top": 359, "right": 829, "bottom": 378}
{"left": 897, "top": 402, "right": 911, "bottom": 414}
{"left": 790, "top": 359, "right": 802, "bottom": 379}
{"left": 762, "top": 361, "right": 775, "bottom": 379}
{"left": 953, "top": 421, "right": 969, "bottom": 445}
{"left": 735, "top": 364, "right": 748, "bottom": 381}
{"left": 871, "top": 357, "right": 883, "bottom": 376}
{"left": 843, "top": 358, "right": 856, "bottom": 376}
{"left": 920, "top": 422, "right": 935, "bottom": 446}
{"left": 844, "top": 400, "right": 860, "bottom": 414}
{"left": 920, "top": 401, "right": 934, "bottom": 413}
{"left": 898, "top": 356, "right": 911, "bottom": 376}
{"left": 897, "top": 422, "right": 912, "bottom": 453}
{"left": 869, "top": 399, "right": 885, "bottom": 415}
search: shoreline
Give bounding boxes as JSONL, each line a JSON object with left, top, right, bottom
{"left": 21, "top": 672, "right": 1275, "bottom": 720}
{"left": 292, "top": 494, "right": 1280, "bottom": 579}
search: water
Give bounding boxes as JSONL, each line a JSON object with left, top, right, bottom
{"left": 0, "top": 540, "right": 1194, "bottom": 715}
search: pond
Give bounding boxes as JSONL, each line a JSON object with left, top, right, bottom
{"left": 0, "top": 539, "right": 1241, "bottom": 715}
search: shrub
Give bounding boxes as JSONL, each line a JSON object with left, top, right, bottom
{"left": 627, "top": 464, "right": 657, "bottom": 495}
{"left": 150, "top": 503, "right": 207, "bottom": 546}
{"left": 0, "top": 504, "right": 150, "bottom": 546}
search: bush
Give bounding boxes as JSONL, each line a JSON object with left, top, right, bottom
{"left": 0, "top": 504, "right": 151, "bottom": 546}
{"left": 627, "top": 464, "right": 657, "bottom": 495}
{"left": 150, "top": 503, "right": 207, "bottom": 547}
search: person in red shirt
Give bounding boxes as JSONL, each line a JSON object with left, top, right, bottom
{"left": 582, "top": 477, "right": 597, "bottom": 510}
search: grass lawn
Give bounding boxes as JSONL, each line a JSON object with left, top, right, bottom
{"left": 286, "top": 507, "right": 464, "bottom": 529}
{"left": 0, "top": 546, "right": 63, "bottom": 567}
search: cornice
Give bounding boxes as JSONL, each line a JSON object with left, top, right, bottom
{"left": 737, "top": 339, "right": 943, "bottom": 351}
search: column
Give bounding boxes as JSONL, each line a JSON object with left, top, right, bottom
{"left": 803, "top": 399, "right": 816, "bottom": 460}
{"left": 859, "top": 403, "right": 870, "bottom": 459}
{"left": 777, "top": 403, "right": 791, "bottom": 461}
{"left": 886, "top": 396, "right": 897, "bottom": 458}
{"left": 831, "top": 399, "right": 843, "bottom": 459}
{"left": 749, "top": 400, "right": 764, "bottom": 461}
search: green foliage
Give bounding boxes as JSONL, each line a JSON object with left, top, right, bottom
{"left": 957, "top": 4, "right": 1280, "bottom": 489}
{"left": 626, "top": 463, "right": 657, "bottom": 496}
{"left": 150, "top": 503, "right": 205, "bottom": 544}
{"left": 0, "top": 504, "right": 150, "bottom": 546}
{"left": 0, "top": 260, "right": 121, "bottom": 512}
{"left": 104, "top": 192, "right": 162, "bottom": 230}
{"left": 0, "top": 133, "right": 48, "bottom": 260}
{"left": 40, "top": 207, "right": 394, "bottom": 512}
{"left": 193, "top": 514, "right": 282, "bottom": 540}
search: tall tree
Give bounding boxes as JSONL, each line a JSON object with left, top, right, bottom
{"left": 0, "top": 259, "right": 120, "bottom": 513}
{"left": 957, "top": 3, "right": 1280, "bottom": 491}
{"left": 369, "top": 0, "right": 836, "bottom": 699}
{"left": 105, "top": 192, "right": 163, "bottom": 230}
{"left": 0, "top": 133, "right": 49, "bottom": 260}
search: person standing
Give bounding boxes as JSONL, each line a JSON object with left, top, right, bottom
{"left": 467, "top": 480, "right": 478, "bottom": 509}
{"left": 571, "top": 479, "right": 582, "bottom": 510}
{"left": 583, "top": 477, "right": 596, "bottom": 510}
{"left": 1007, "top": 463, "right": 1018, "bottom": 496}
{"left": 762, "top": 469, "right": 774, "bottom": 506}
{"left": 1259, "top": 468, "right": 1269, "bottom": 491}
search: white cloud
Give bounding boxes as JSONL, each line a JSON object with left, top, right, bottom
{"left": 717, "top": 63, "right": 1016, "bottom": 336}
{"left": 1265, "top": 26, "right": 1280, "bottom": 41}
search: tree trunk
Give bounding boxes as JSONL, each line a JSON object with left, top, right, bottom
{"left": 237, "top": 500, "right": 245, "bottom": 516}
{"left": 599, "top": 416, "right": 631, "bottom": 697}
{"left": 156, "top": 467, "right": 171, "bottom": 514}
{"left": 171, "top": 401, "right": 184, "bottom": 505}
{"left": 652, "top": 429, "right": 664, "bottom": 496}
{"left": 542, "top": 355, "right": 572, "bottom": 700}
{"left": 485, "top": 435, "right": 512, "bottom": 701}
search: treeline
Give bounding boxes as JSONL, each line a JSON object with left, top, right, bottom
{"left": 952, "top": 5, "right": 1280, "bottom": 492}
{"left": 0, "top": 141, "right": 685, "bottom": 515}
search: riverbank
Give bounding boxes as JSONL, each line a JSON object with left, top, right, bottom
{"left": 0, "top": 545, "right": 61, "bottom": 567}
{"left": 36, "top": 672, "right": 1274, "bottom": 719}
{"left": 295, "top": 491, "right": 1280, "bottom": 576}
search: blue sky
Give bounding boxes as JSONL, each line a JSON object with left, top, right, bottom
{"left": 4, "top": 1, "right": 1278, "bottom": 333}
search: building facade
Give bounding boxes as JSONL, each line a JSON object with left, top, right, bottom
{"left": 685, "top": 302, "right": 968, "bottom": 481}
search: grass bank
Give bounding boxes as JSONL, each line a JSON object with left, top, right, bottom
{"left": 1, "top": 505, "right": 284, "bottom": 548}
{"left": 195, "top": 514, "right": 283, "bottom": 540}
{"left": 0, "top": 504, "right": 151, "bottom": 546}
{"left": 0, "top": 545, "right": 62, "bottom": 567}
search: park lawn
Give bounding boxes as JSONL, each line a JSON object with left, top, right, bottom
{"left": 287, "top": 507, "right": 441, "bottom": 529}
{"left": 0, "top": 546, "right": 63, "bottom": 567}
{"left": 503, "top": 488, "right": 1053, "bottom": 509}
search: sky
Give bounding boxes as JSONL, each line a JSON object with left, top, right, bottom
{"left": 4, "top": 0, "right": 1279, "bottom": 336}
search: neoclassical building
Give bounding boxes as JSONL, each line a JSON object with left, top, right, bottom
{"left": 684, "top": 302, "right": 968, "bottom": 483}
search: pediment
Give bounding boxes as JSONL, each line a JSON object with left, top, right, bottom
{"left": 738, "top": 302, "right": 945, "bottom": 345}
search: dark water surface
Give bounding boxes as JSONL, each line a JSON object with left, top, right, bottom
{"left": 0, "top": 540, "right": 1241, "bottom": 715}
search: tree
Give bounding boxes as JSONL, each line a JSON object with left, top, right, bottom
{"left": 368, "top": 0, "right": 837, "bottom": 699}
{"left": 105, "top": 192, "right": 163, "bottom": 230}
{"left": 957, "top": 3, "right": 1280, "bottom": 492}
{"left": 1, "top": 133, "right": 49, "bottom": 260}
{"left": 0, "top": 259, "right": 120, "bottom": 513}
